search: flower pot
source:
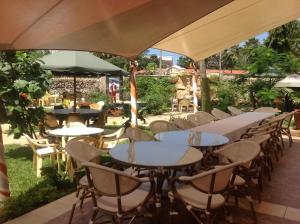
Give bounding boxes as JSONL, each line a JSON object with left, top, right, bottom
{"left": 294, "top": 109, "right": 300, "bottom": 130}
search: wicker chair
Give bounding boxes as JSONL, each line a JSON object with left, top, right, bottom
{"left": 280, "top": 111, "right": 294, "bottom": 147}
{"left": 65, "top": 141, "right": 102, "bottom": 224}
{"left": 149, "top": 120, "right": 179, "bottom": 134}
{"left": 172, "top": 118, "right": 195, "bottom": 130}
{"left": 66, "top": 113, "right": 86, "bottom": 127}
{"left": 91, "top": 111, "right": 107, "bottom": 128}
{"left": 125, "top": 127, "right": 157, "bottom": 142}
{"left": 227, "top": 106, "right": 243, "bottom": 116}
{"left": 195, "top": 111, "right": 216, "bottom": 122}
{"left": 241, "top": 124, "right": 274, "bottom": 184}
{"left": 44, "top": 113, "right": 60, "bottom": 129}
{"left": 187, "top": 114, "right": 211, "bottom": 126}
{"left": 83, "top": 161, "right": 155, "bottom": 224}
{"left": 254, "top": 107, "right": 280, "bottom": 113}
{"left": 23, "top": 134, "right": 61, "bottom": 177}
{"left": 170, "top": 162, "right": 242, "bottom": 224}
{"left": 211, "top": 108, "right": 231, "bottom": 120}
{"left": 69, "top": 136, "right": 100, "bottom": 148}
{"left": 216, "top": 141, "right": 261, "bottom": 221}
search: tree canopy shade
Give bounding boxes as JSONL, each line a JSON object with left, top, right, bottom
{"left": 40, "top": 51, "right": 127, "bottom": 75}
{"left": 1, "top": 0, "right": 300, "bottom": 61}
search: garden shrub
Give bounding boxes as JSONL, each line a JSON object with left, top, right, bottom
{"left": 136, "top": 77, "right": 175, "bottom": 115}
{"left": 87, "top": 91, "right": 108, "bottom": 103}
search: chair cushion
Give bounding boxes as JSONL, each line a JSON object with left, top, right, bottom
{"left": 231, "top": 174, "right": 245, "bottom": 186}
{"left": 79, "top": 175, "right": 89, "bottom": 187}
{"left": 36, "top": 147, "right": 55, "bottom": 156}
{"left": 96, "top": 182, "right": 151, "bottom": 213}
{"left": 176, "top": 185, "right": 225, "bottom": 209}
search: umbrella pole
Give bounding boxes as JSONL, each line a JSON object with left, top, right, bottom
{"left": 73, "top": 75, "right": 76, "bottom": 112}
{"left": 130, "top": 61, "right": 138, "bottom": 127}
{"left": 192, "top": 62, "right": 199, "bottom": 112}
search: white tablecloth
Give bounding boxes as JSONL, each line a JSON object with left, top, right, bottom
{"left": 191, "top": 112, "right": 274, "bottom": 142}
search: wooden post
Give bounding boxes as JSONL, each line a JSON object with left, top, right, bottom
{"left": 130, "top": 61, "right": 138, "bottom": 127}
{"left": 199, "top": 60, "right": 212, "bottom": 112}
{"left": 191, "top": 62, "right": 199, "bottom": 112}
{"left": 0, "top": 125, "right": 10, "bottom": 201}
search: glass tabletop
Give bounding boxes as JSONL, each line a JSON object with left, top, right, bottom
{"left": 155, "top": 130, "right": 229, "bottom": 148}
{"left": 109, "top": 141, "right": 203, "bottom": 169}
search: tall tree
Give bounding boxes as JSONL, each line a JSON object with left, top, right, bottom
{"left": 265, "top": 20, "right": 300, "bottom": 57}
{"left": 177, "top": 56, "right": 193, "bottom": 68}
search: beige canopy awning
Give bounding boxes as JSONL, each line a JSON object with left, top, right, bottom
{"left": 154, "top": 0, "right": 300, "bottom": 61}
{"left": 1, "top": 0, "right": 299, "bottom": 61}
{"left": 0, "top": 0, "right": 232, "bottom": 59}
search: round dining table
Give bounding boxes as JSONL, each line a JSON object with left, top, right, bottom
{"left": 110, "top": 140, "right": 204, "bottom": 209}
{"left": 110, "top": 141, "right": 204, "bottom": 169}
{"left": 155, "top": 130, "right": 229, "bottom": 149}
{"left": 49, "top": 126, "right": 104, "bottom": 148}
{"left": 51, "top": 108, "right": 102, "bottom": 125}
{"left": 49, "top": 126, "right": 104, "bottom": 137}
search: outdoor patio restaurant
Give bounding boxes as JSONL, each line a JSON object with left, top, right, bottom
{"left": 1, "top": 1, "right": 300, "bottom": 224}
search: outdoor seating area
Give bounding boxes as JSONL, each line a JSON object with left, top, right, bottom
{"left": 1, "top": 1, "right": 300, "bottom": 224}
{"left": 3, "top": 110, "right": 300, "bottom": 224}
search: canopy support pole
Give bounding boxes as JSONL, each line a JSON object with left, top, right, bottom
{"left": 192, "top": 62, "right": 199, "bottom": 112}
{"left": 73, "top": 75, "right": 77, "bottom": 112}
{"left": 198, "top": 60, "right": 212, "bottom": 112}
{"left": 0, "top": 125, "right": 10, "bottom": 202}
{"left": 130, "top": 61, "right": 138, "bottom": 127}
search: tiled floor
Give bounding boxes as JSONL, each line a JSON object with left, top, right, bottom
{"left": 4, "top": 138, "right": 300, "bottom": 224}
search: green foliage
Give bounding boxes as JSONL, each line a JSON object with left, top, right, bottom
{"left": 246, "top": 46, "right": 278, "bottom": 75}
{"left": 265, "top": 20, "right": 300, "bottom": 57}
{"left": 136, "top": 77, "right": 175, "bottom": 115}
{"left": 257, "top": 88, "right": 279, "bottom": 106}
{"left": 93, "top": 50, "right": 159, "bottom": 72}
{"left": 123, "top": 76, "right": 174, "bottom": 116}
{"left": 87, "top": 91, "right": 108, "bottom": 103}
{"left": 215, "top": 85, "right": 236, "bottom": 112}
{"left": 1, "top": 144, "right": 75, "bottom": 222}
{"left": 177, "top": 56, "right": 193, "bottom": 68}
{"left": 282, "top": 88, "right": 300, "bottom": 108}
{"left": 0, "top": 51, "right": 52, "bottom": 138}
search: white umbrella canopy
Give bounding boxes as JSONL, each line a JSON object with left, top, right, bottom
{"left": 275, "top": 74, "right": 300, "bottom": 88}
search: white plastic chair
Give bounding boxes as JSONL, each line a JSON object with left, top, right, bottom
{"left": 23, "top": 134, "right": 61, "bottom": 177}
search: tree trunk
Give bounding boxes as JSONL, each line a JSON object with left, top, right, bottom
{"left": 0, "top": 124, "right": 10, "bottom": 202}
{"left": 199, "top": 60, "right": 212, "bottom": 112}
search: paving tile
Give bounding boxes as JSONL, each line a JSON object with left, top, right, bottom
{"left": 254, "top": 201, "right": 287, "bottom": 218}
{"left": 4, "top": 212, "right": 47, "bottom": 224}
{"left": 285, "top": 207, "right": 300, "bottom": 222}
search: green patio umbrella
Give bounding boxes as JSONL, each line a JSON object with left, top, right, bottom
{"left": 40, "top": 51, "right": 127, "bottom": 111}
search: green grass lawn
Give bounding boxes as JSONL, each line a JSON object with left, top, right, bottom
{"left": 1, "top": 144, "right": 75, "bottom": 222}
{"left": 5, "top": 144, "right": 49, "bottom": 198}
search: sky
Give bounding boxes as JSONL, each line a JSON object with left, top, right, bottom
{"left": 147, "top": 32, "right": 269, "bottom": 64}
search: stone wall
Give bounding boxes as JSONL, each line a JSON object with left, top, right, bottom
{"left": 49, "top": 75, "right": 107, "bottom": 98}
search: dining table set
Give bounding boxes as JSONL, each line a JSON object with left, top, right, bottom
{"left": 47, "top": 111, "right": 287, "bottom": 223}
